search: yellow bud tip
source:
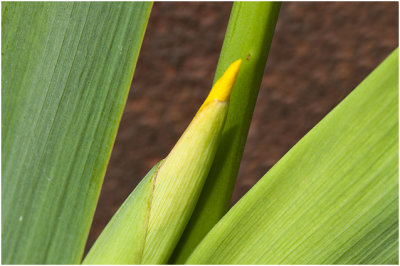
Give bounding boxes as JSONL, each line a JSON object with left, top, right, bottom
{"left": 198, "top": 59, "right": 242, "bottom": 113}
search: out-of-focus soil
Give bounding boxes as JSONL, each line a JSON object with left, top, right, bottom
{"left": 85, "top": 2, "right": 398, "bottom": 252}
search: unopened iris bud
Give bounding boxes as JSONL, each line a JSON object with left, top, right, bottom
{"left": 83, "top": 59, "right": 242, "bottom": 265}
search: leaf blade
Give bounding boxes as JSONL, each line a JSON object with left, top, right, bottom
{"left": 2, "top": 2, "right": 152, "bottom": 264}
{"left": 186, "top": 49, "right": 399, "bottom": 264}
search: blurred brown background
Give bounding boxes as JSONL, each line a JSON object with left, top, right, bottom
{"left": 86, "top": 2, "right": 398, "bottom": 251}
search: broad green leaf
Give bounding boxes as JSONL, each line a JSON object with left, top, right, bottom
{"left": 2, "top": 2, "right": 151, "bottom": 264}
{"left": 83, "top": 60, "right": 242, "bottom": 264}
{"left": 171, "top": 2, "right": 281, "bottom": 263}
{"left": 186, "top": 49, "right": 398, "bottom": 264}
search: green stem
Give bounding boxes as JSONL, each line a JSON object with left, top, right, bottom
{"left": 170, "top": 2, "right": 281, "bottom": 263}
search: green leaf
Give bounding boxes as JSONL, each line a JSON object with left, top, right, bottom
{"left": 2, "top": 2, "right": 151, "bottom": 264}
{"left": 186, "top": 49, "right": 398, "bottom": 264}
{"left": 171, "top": 2, "right": 281, "bottom": 263}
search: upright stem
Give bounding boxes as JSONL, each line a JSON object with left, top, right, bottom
{"left": 170, "top": 2, "right": 281, "bottom": 263}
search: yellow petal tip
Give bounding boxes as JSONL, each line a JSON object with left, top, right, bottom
{"left": 198, "top": 59, "right": 242, "bottom": 113}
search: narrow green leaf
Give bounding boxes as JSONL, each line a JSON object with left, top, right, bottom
{"left": 2, "top": 2, "right": 151, "bottom": 264}
{"left": 186, "top": 49, "right": 398, "bottom": 264}
{"left": 83, "top": 61, "right": 242, "bottom": 264}
{"left": 171, "top": 2, "right": 281, "bottom": 263}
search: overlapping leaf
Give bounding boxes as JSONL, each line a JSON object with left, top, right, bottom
{"left": 187, "top": 49, "right": 399, "bottom": 264}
